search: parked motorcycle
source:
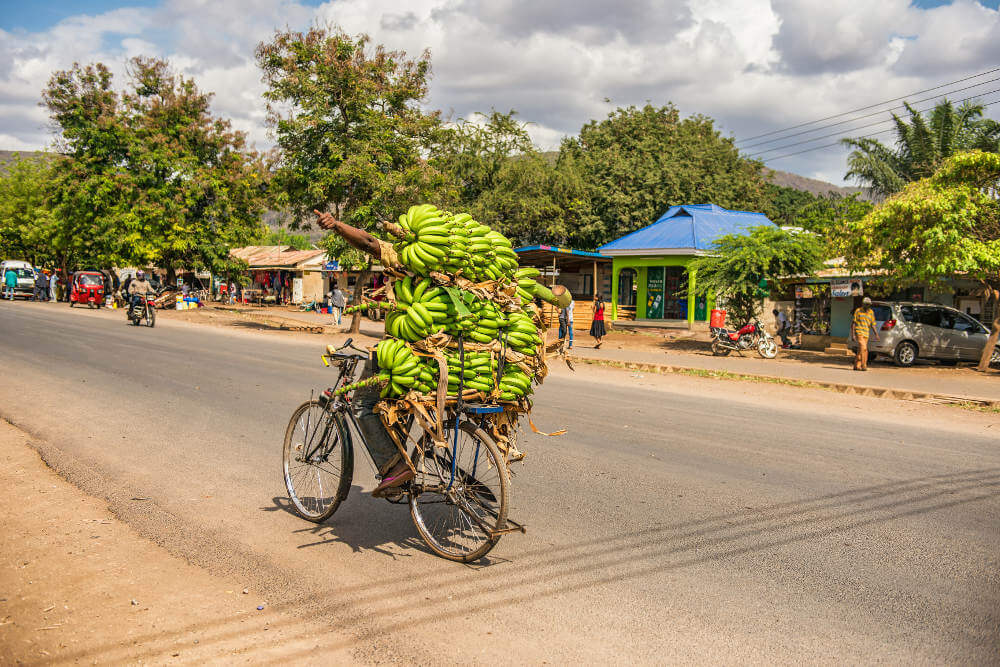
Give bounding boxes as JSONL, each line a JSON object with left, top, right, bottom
{"left": 710, "top": 319, "right": 778, "bottom": 358}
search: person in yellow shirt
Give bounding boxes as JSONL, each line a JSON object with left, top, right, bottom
{"left": 850, "top": 297, "right": 880, "bottom": 371}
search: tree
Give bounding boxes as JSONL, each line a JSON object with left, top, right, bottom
{"left": 431, "top": 110, "right": 534, "bottom": 208}
{"left": 762, "top": 184, "right": 821, "bottom": 227}
{"left": 685, "top": 226, "right": 825, "bottom": 325}
{"left": 559, "top": 104, "right": 771, "bottom": 249}
{"left": 842, "top": 99, "right": 1000, "bottom": 200}
{"left": 842, "top": 150, "right": 1000, "bottom": 371}
{"left": 261, "top": 227, "right": 313, "bottom": 250}
{"left": 257, "top": 26, "right": 451, "bottom": 332}
{"left": 0, "top": 156, "right": 60, "bottom": 267}
{"left": 42, "top": 58, "right": 268, "bottom": 280}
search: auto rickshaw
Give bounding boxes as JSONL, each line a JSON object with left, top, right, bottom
{"left": 69, "top": 271, "right": 105, "bottom": 308}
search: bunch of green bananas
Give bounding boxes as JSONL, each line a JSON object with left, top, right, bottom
{"left": 444, "top": 349, "right": 497, "bottom": 395}
{"left": 461, "top": 220, "right": 518, "bottom": 283}
{"left": 502, "top": 311, "right": 544, "bottom": 356}
{"left": 498, "top": 366, "right": 534, "bottom": 401}
{"left": 384, "top": 277, "right": 451, "bottom": 341}
{"left": 375, "top": 338, "right": 423, "bottom": 398}
{"left": 394, "top": 205, "right": 455, "bottom": 276}
{"left": 515, "top": 267, "right": 542, "bottom": 304}
{"left": 462, "top": 298, "right": 509, "bottom": 343}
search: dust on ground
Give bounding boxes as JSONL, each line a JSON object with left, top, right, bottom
{"left": 0, "top": 419, "right": 357, "bottom": 665}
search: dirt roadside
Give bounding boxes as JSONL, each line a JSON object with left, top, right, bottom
{"left": 0, "top": 419, "right": 356, "bottom": 665}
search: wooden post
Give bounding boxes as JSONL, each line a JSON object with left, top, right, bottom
{"left": 592, "top": 260, "right": 598, "bottom": 300}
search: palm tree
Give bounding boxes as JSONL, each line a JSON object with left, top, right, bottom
{"left": 842, "top": 99, "right": 1000, "bottom": 199}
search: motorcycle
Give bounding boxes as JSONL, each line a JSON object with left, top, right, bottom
{"left": 128, "top": 293, "right": 156, "bottom": 328}
{"left": 710, "top": 318, "right": 778, "bottom": 358}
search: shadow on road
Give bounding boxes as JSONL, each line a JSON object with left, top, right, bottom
{"left": 61, "top": 467, "right": 1000, "bottom": 662}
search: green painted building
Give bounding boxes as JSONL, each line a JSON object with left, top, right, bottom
{"left": 598, "top": 204, "right": 777, "bottom": 326}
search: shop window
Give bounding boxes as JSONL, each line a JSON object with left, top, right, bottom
{"left": 617, "top": 269, "right": 637, "bottom": 306}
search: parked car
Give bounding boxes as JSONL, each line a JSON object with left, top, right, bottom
{"left": 848, "top": 301, "right": 999, "bottom": 367}
{"left": 1, "top": 260, "right": 37, "bottom": 299}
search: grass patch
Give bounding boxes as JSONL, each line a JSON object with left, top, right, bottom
{"left": 575, "top": 356, "right": 999, "bottom": 413}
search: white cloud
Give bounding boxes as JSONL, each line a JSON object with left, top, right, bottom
{"left": 0, "top": 0, "right": 998, "bottom": 186}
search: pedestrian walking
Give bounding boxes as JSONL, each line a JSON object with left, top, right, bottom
{"left": 4, "top": 267, "right": 17, "bottom": 300}
{"left": 49, "top": 272, "right": 58, "bottom": 302}
{"left": 229, "top": 281, "right": 237, "bottom": 304}
{"left": 558, "top": 299, "right": 575, "bottom": 349}
{"left": 33, "top": 270, "right": 48, "bottom": 301}
{"left": 850, "top": 297, "right": 880, "bottom": 371}
{"left": 329, "top": 285, "right": 346, "bottom": 325}
{"left": 589, "top": 297, "right": 606, "bottom": 349}
{"left": 772, "top": 308, "right": 791, "bottom": 347}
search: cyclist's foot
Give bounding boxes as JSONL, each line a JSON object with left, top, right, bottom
{"left": 372, "top": 461, "right": 414, "bottom": 497}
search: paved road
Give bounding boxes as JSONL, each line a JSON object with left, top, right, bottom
{"left": 2, "top": 300, "right": 998, "bottom": 663}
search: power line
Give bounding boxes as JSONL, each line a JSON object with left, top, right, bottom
{"left": 747, "top": 86, "right": 1000, "bottom": 159}
{"left": 740, "top": 75, "right": 1000, "bottom": 151}
{"left": 736, "top": 67, "right": 1000, "bottom": 144}
{"left": 759, "top": 95, "right": 1000, "bottom": 162}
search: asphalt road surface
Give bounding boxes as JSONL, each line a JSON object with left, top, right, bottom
{"left": 2, "top": 300, "right": 998, "bottom": 664}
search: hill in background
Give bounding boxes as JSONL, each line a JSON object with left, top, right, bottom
{"left": 764, "top": 168, "right": 865, "bottom": 199}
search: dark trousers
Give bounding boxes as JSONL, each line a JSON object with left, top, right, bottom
{"left": 352, "top": 360, "right": 400, "bottom": 474}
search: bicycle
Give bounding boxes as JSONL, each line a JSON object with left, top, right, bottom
{"left": 282, "top": 338, "right": 519, "bottom": 562}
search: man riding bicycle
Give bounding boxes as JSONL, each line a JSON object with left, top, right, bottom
{"left": 128, "top": 271, "right": 154, "bottom": 314}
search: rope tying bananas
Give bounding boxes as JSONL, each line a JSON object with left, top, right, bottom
{"left": 320, "top": 204, "right": 574, "bottom": 454}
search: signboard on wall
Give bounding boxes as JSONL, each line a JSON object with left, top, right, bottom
{"left": 831, "top": 280, "right": 863, "bottom": 298}
{"left": 795, "top": 285, "right": 814, "bottom": 299}
{"left": 646, "top": 267, "right": 664, "bottom": 319}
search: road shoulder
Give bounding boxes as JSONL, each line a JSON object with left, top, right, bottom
{"left": 0, "top": 419, "right": 355, "bottom": 664}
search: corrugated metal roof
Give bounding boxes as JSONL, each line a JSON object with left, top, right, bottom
{"left": 229, "top": 245, "right": 326, "bottom": 268}
{"left": 598, "top": 204, "right": 776, "bottom": 255}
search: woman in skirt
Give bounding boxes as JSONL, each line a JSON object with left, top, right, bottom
{"left": 590, "top": 297, "right": 607, "bottom": 348}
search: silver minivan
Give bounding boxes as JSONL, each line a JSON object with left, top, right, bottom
{"left": 848, "top": 301, "right": 1000, "bottom": 367}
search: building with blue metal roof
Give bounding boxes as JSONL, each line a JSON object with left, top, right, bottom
{"left": 598, "top": 204, "right": 776, "bottom": 325}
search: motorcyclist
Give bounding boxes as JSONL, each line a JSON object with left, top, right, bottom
{"left": 128, "top": 270, "right": 154, "bottom": 315}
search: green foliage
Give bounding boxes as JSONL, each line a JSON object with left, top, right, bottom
{"left": 261, "top": 227, "right": 313, "bottom": 250}
{"left": 559, "top": 104, "right": 771, "bottom": 249}
{"left": 843, "top": 150, "right": 1000, "bottom": 369}
{"left": 429, "top": 110, "right": 588, "bottom": 246}
{"left": 469, "top": 153, "right": 590, "bottom": 246}
{"left": 40, "top": 58, "right": 267, "bottom": 276}
{"left": 844, "top": 151, "right": 1000, "bottom": 283}
{"left": 257, "top": 25, "right": 452, "bottom": 331}
{"left": 686, "top": 226, "right": 825, "bottom": 325}
{"left": 257, "top": 26, "right": 451, "bottom": 232}
{"left": 762, "top": 184, "right": 821, "bottom": 227}
{"left": 0, "top": 156, "right": 60, "bottom": 267}
{"left": 842, "top": 100, "right": 1000, "bottom": 199}
{"left": 432, "top": 110, "right": 534, "bottom": 207}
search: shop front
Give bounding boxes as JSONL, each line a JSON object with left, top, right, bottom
{"left": 600, "top": 204, "right": 776, "bottom": 328}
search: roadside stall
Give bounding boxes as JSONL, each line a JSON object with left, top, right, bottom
{"left": 513, "top": 245, "right": 612, "bottom": 328}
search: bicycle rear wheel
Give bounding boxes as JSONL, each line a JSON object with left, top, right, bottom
{"left": 283, "top": 399, "right": 354, "bottom": 522}
{"left": 409, "top": 421, "right": 509, "bottom": 562}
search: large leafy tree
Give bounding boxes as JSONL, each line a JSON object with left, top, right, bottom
{"left": 257, "top": 26, "right": 451, "bottom": 332}
{"left": 842, "top": 99, "right": 1000, "bottom": 200}
{"left": 843, "top": 150, "right": 1000, "bottom": 370}
{"left": 685, "top": 226, "right": 825, "bottom": 325}
{"left": 559, "top": 104, "right": 771, "bottom": 249}
{"left": 432, "top": 110, "right": 534, "bottom": 208}
{"left": 0, "top": 156, "right": 61, "bottom": 267}
{"left": 431, "top": 110, "right": 589, "bottom": 246}
{"left": 42, "top": 58, "right": 267, "bottom": 280}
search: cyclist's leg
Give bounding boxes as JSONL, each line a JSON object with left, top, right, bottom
{"left": 352, "top": 360, "right": 400, "bottom": 474}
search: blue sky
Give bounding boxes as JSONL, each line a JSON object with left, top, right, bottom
{"left": 1, "top": 0, "right": 998, "bottom": 185}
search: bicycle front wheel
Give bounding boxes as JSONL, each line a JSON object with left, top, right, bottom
{"left": 283, "top": 399, "right": 354, "bottom": 522}
{"left": 409, "top": 422, "right": 509, "bottom": 562}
